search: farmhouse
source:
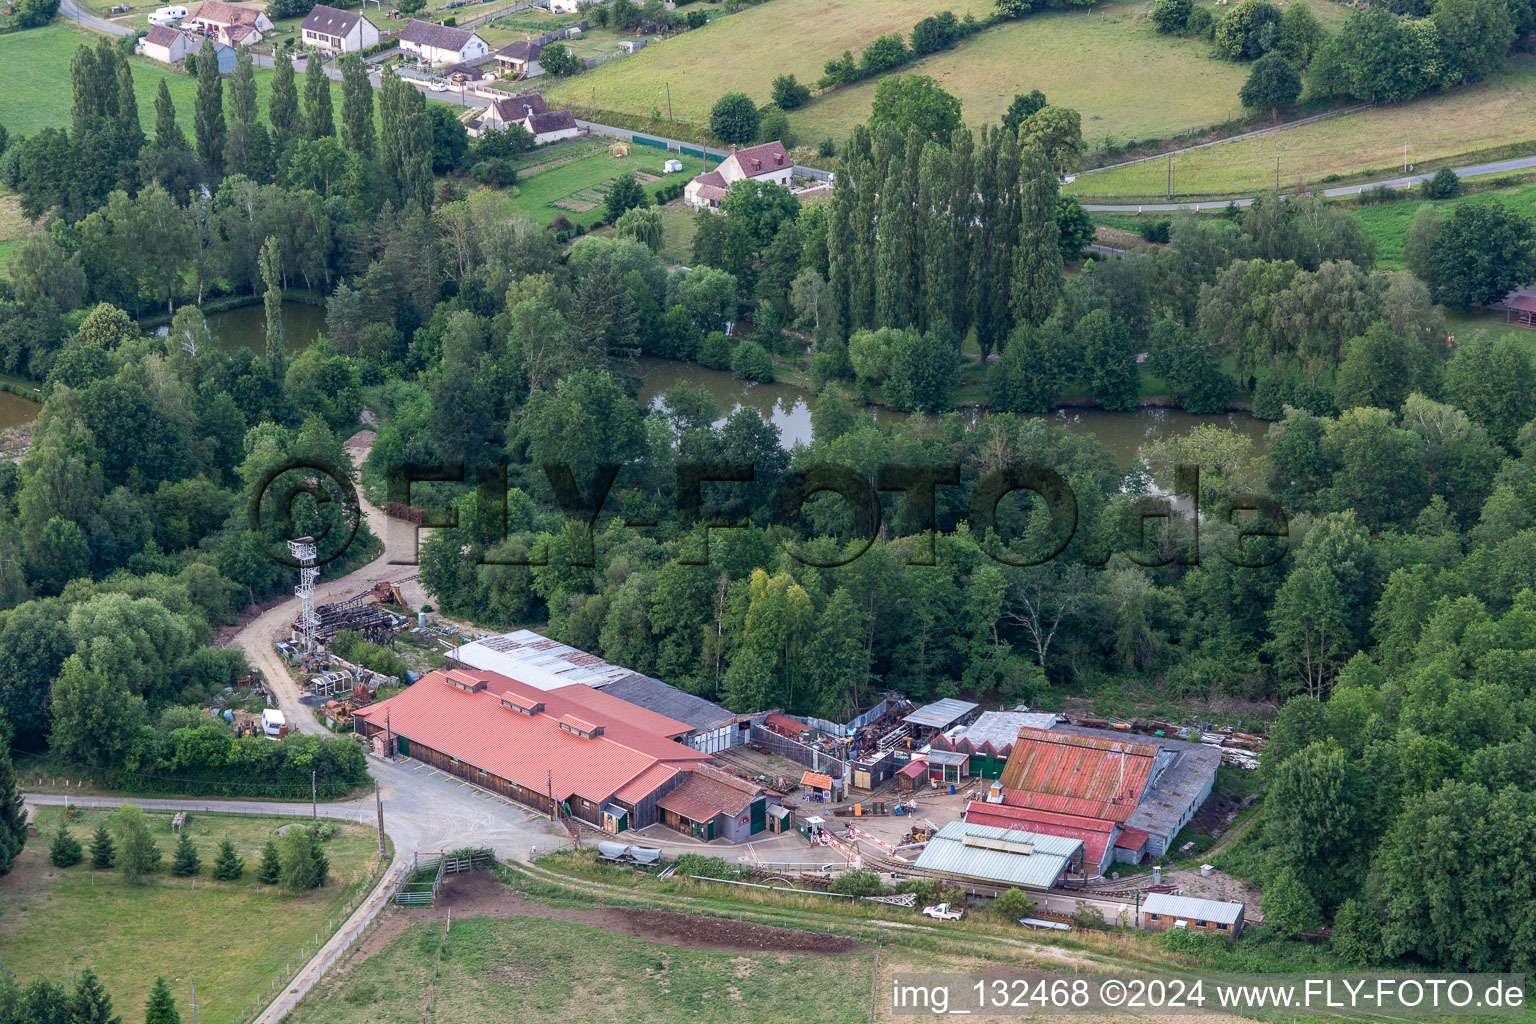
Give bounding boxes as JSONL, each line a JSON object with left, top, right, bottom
{"left": 1139, "top": 893, "right": 1245, "bottom": 937}
{"left": 137, "top": 24, "right": 193, "bottom": 64}
{"left": 399, "top": 19, "right": 489, "bottom": 65}
{"left": 655, "top": 763, "right": 768, "bottom": 841}
{"left": 684, "top": 141, "right": 794, "bottom": 211}
{"left": 353, "top": 667, "right": 713, "bottom": 831}
{"left": 184, "top": 0, "right": 272, "bottom": 36}
{"left": 445, "top": 629, "right": 755, "bottom": 752}
{"left": 913, "top": 821, "right": 1084, "bottom": 890}
{"left": 491, "top": 39, "right": 542, "bottom": 76}
{"left": 300, "top": 5, "right": 381, "bottom": 53}
{"left": 994, "top": 725, "right": 1221, "bottom": 860}
{"left": 472, "top": 94, "right": 579, "bottom": 142}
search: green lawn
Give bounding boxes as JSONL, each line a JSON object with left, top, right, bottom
{"left": 793, "top": 0, "right": 1263, "bottom": 152}
{"left": 482, "top": 144, "right": 703, "bottom": 228}
{"left": 1072, "top": 53, "right": 1536, "bottom": 198}
{"left": 0, "top": 806, "right": 385, "bottom": 1024}
{"left": 541, "top": 0, "right": 992, "bottom": 132}
{"left": 658, "top": 202, "right": 698, "bottom": 264}
{"left": 1351, "top": 182, "right": 1536, "bottom": 270}
{"left": 290, "top": 914, "right": 874, "bottom": 1024}
{"left": 0, "top": 23, "right": 347, "bottom": 139}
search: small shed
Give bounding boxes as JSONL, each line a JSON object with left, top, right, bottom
{"left": 663, "top": 158, "right": 683, "bottom": 173}
{"left": 801, "top": 770, "right": 834, "bottom": 802}
{"left": 895, "top": 760, "right": 927, "bottom": 792}
{"left": 766, "top": 804, "right": 793, "bottom": 833}
{"left": 1139, "top": 893, "right": 1245, "bottom": 938}
{"left": 923, "top": 749, "right": 971, "bottom": 785}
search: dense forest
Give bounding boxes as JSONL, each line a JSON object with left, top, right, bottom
{"left": 0, "top": 31, "right": 1535, "bottom": 969}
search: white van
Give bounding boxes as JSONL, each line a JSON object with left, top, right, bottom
{"left": 261, "top": 708, "right": 287, "bottom": 738}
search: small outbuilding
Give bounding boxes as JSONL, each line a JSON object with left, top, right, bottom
{"left": 1139, "top": 893, "right": 1245, "bottom": 938}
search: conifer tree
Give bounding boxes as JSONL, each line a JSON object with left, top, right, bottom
{"left": 170, "top": 831, "right": 200, "bottom": 877}
{"left": 69, "top": 968, "right": 119, "bottom": 1024}
{"left": 144, "top": 977, "right": 180, "bottom": 1024}
{"left": 212, "top": 837, "right": 244, "bottom": 881}
{"left": 50, "top": 822, "right": 83, "bottom": 868}
{"left": 89, "top": 823, "right": 115, "bottom": 869}
{"left": 256, "top": 838, "right": 281, "bottom": 884}
{"left": 0, "top": 746, "right": 26, "bottom": 877}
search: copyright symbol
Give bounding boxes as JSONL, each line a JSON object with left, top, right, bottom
{"left": 1100, "top": 980, "right": 1126, "bottom": 1007}
{"left": 247, "top": 459, "right": 362, "bottom": 568}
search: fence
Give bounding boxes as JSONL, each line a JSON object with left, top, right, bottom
{"left": 750, "top": 725, "right": 847, "bottom": 780}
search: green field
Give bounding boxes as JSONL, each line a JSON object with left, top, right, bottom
{"left": 0, "top": 806, "right": 384, "bottom": 1024}
{"left": 0, "top": 23, "right": 347, "bottom": 139}
{"left": 541, "top": 0, "right": 992, "bottom": 131}
{"left": 1351, "top": 182, "right": 1536, "bottom": 270}
{"left": 487, "top": 144, "right": 704, "bottom": 228}
{"left": 1072, "top": 54, "right": 1536, "bottom": 198}
{"left": 291, "top": 914, "right": 874, "bottom": 1024}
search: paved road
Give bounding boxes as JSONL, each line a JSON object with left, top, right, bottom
{"left": 59, "top": 0, "right": 134, "bottom": 35}
{"left": 1080, "top": 153, "right": 1536, "bottom": 212}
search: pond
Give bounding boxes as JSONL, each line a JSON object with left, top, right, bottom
{"left": 0, "top": 388, "right": 42, "bottom": 429}
{"left": 202, "top": 301, "right": 329, "bottom": 357}
{"left": 636, "top": 357, "right": 1270, "bottom": 465}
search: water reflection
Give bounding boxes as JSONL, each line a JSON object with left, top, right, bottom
{"left": 0, "top": 389, "right": 41, "bottom": 429}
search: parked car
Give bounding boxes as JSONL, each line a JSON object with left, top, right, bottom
{"left": 429, "top": 79, "right": 447, "bottom": 91}
{"left": 922, "top": 902, "right": 965, "bottom": 921}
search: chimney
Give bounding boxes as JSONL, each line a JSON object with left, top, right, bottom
{"left": 729, "top": 144, "right": 737, "bottom": 155}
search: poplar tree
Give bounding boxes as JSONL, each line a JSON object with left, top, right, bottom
{"left": 304, "top": 52, "right": 335, "bottom": 140}
{"left": 113, "top": 50, "right": 143, "bottom": 188}
{"left": 917, "top": 140, "right": 955, "bottom": 335}
{"left": 340, "top": 53, "right": 375, "bottom": 158}
{"left": 154, "top": 79, "right": 185, "bottom": 152}
{"left": 379, "top": 71, "right": 434, "bottom": 211}
{"left": 225, "top": 46, "right": 267, "bottom": 178}
{"left": 259, "top": 236, "right": 285, "bottom": 374}
{"left": 269, "top": 53, "right": 300, "bottom": 152}
{"left": 1011, "top": 140, "right": 1062, "bottom": 329}
{"left": 193, "top": 38, "right": 226, "bottom": 179}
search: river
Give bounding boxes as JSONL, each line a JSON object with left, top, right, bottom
{"left": 635, "top": 357, "right": 1269, "bottom": 465}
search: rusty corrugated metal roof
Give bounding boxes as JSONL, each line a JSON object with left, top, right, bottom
{"left": 997, "top": 728, "right": 1157, "bottom": 822}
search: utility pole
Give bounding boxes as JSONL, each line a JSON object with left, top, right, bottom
{"left": 311, "top": 769, "right": 317, "bottom": 819}
{"left": 1275, "top": 154, "right": 1279, "bottom": 190}
{"left": 374, "top": 778, "right": 385, "bottom": 857}
{"left": 666, "top": 81, "right": 672, "bottom": 122}
{"left": 1167, "top": 153, "right": 1172, "bottom": 200}
{"left": 190, "top": 981, "right": 199, "bottom": 1024}
{"left": 546, "top": 769, "right": 554, "bottom": 823}
{"left": 1403, "top": 140, "right": 1408, "bottom": 173}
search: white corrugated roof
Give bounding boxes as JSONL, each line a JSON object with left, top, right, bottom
{"left": 912, "top": 821, "right": 1080, "bottom": 889}
{"left": 1141, "top": 892, "right": 1244, "bottom": 924}
{"left": 948, "top": 710, "right": 1060, "bottom": 749}
{"left": 904, "top": 698, "right": 979, "bottom": 729}
{"left": 447, "top": 629, "right": 636, "bottom": 691}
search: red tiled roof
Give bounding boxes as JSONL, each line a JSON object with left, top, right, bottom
{"left": 727, "top": 141, "right": 789, "bottom": 176}
{"left": 964, "top": 800, "right": 1117, "bottom": 867}
{"left": 658, "top": 767, "right": 761, "bottom": 822}
{"left": 1114, "top": 827, "right": 1149, "bottom": 850}
{"left": 997, "top": 728, "right": 1157, "bottom": 823}
{"left": 354, "top": 668, "right": 709, "bottom": 805}
{"left": 1506, "top": 294, "right": 1536, "bottom": 313}
{"left": 897, "top": 761, "right": 926, "bottom": 779}
{"left": 547, "top": 683, "right": 692, "bottom": 739}
{"left": 802, "top": 771, "right": 833, "bottom": 791}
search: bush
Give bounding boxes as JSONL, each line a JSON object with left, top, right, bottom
{"left": 50, "top": 824, "right": 83, "bottom": 868}
{"left": 994, "top": 887, "right": 1036, "bottom": 921}
{"left": 817, "top": 137, "right": 836, "bottom": 158}
{"left": 674, "top": 852, "right": 747, "bottom": 880}
{"left": 1139, "top": 218, "right": 1172, "bottom": 243}
{"left": 1422, "top": 166, "right": 1461, "bottom": 199}
{"left": 1186, "top": 5, "right": 1214, "bottom": 37}
{"left": 278, "top": 829, "right": 329, "bottom": 892}
{"left": 829, "top": 869, "right": 885, "bottom": 896}
{"left": 730, "top": 339, "right": 775, "bottom": 382}
{"left": 771, "top": 73, "right": 811, "bottom": 110}
{"left": 1151, "top": 0, "right": 1192, "bottom": 33}
{"left": 699, "top": 331, "right": 734, "bottom": 370}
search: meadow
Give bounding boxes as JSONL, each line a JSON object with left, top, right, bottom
{"left": 1351, "top": 182, "right": 1536, "bottom": 270}
{"left": 0, "top": 806, "right": 384, "bottom": 1024}
{"left": 487, "top": 143, "right": 704, "bottom": 228}
{"left": 539, "top": 0, "right": 993, "bottom": 130}
{"left": 1071, "top": 55, "right": 1536, "bottom": 198}
{"left": 0, "top": 23, "right": 347, "bottom": 138}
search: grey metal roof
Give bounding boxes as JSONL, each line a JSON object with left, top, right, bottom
{"left": 1141, "top": 892, "right": 1244, "bottom": 924}
{"left": 923, "top": 749, "right": 971, "bottom": 766}
{"left": 949, "top": 710, "right": 1060, "bottom": 750}
{"left": 904, "top": 698, "right": 979, "bottom": 729}
{"left": 599, "top": 674, "right": 736, "bottom": 732}
{"left": 912, "top": 821, "right": 1080, "bottom": 889}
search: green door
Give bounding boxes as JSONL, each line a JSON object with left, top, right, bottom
{"left": 750, "top": 798, "right": 766, "bottom": 835}
{"left": 398, "top": 737, "right": 409, "bottom": 756}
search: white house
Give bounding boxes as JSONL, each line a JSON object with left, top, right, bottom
{"left": 300, "top": 4, "right": 381, "bottom": 53}
{"left": 684, "top": 141, "right": 794, "bottom": 211}
{"left": 472, "top": 93, "right": 581, "bottom": 143}
{"left": 138, "top": 23, "right": 193, "bottom": 63}
{"left": 184, "top": 0, "right": 272, "bottom": 35}
{"left": 399, "top": 19, "right": 489, "bottom": 65}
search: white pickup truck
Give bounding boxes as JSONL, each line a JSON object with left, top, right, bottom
{"left": 922, "top": 902, "right": 964, "bottom": 921}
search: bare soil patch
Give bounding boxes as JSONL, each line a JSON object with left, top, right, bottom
{"left": 408, "top": 869, "right": 868, "bottom": 955}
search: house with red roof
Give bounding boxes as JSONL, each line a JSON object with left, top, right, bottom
{"left": 684, "top": 141, "right": 794, "bottom": 212}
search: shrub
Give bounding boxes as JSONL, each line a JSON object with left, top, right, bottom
{"left": 1151, "top": 0, "right": 1192, "bottom": 34}
{"left": 1186, "top": 5, "right": 1214, "bottom": 37}
{"left": 730, "top": 340, "right": 775, "bottom": 382}
{"left": 699, "top": 331, "right": 734, "bottom": 369}
{"left": 1422, "top": 166, "right": 1461, "bottom": 199}
{"left": 1139, "top": 218, "right": 1172, "bottom": 243}
{"left": 278, "top": 829, "right": 329, "bottom": 891}
{"left": 50, "top": 824, "right": 83, "bottom": 869}
{"left": 829, "top": 869, "right": 885, "bottom": 896}
{"left": 993, "top": 887, "right": 1036, "bottom": 921}
{"left": 771, "top": 73, "right": 811, "bottom": 109}
{"left": 817, "top": 137, "right": 836, "bottom": 158}
{"left": 674, "top": 852, "right": 747, "bottom": 879}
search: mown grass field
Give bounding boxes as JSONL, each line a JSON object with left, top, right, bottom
{"left": 0, "top": 806, "right": 384, "bottom": 1024}
{"left": 0, "top": 23, "right": 347, "bottom": 138}
{"left": 292, "top": 915, "right": 874, "bottom": 1024}
{"left": 540, "top": 0, "right": 992, "bottom": 129}
{"left": 1072, "top": 54, "right": 1536, "bottom": 198}
{"left": 1351, "top": 182, "right": 1536, "bottom": 270}
{"left": 484, "top": 144, "right": 703, "bottom": 228}
{"left": 793, "top": 0, "right": 1256, "bottom": 150}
